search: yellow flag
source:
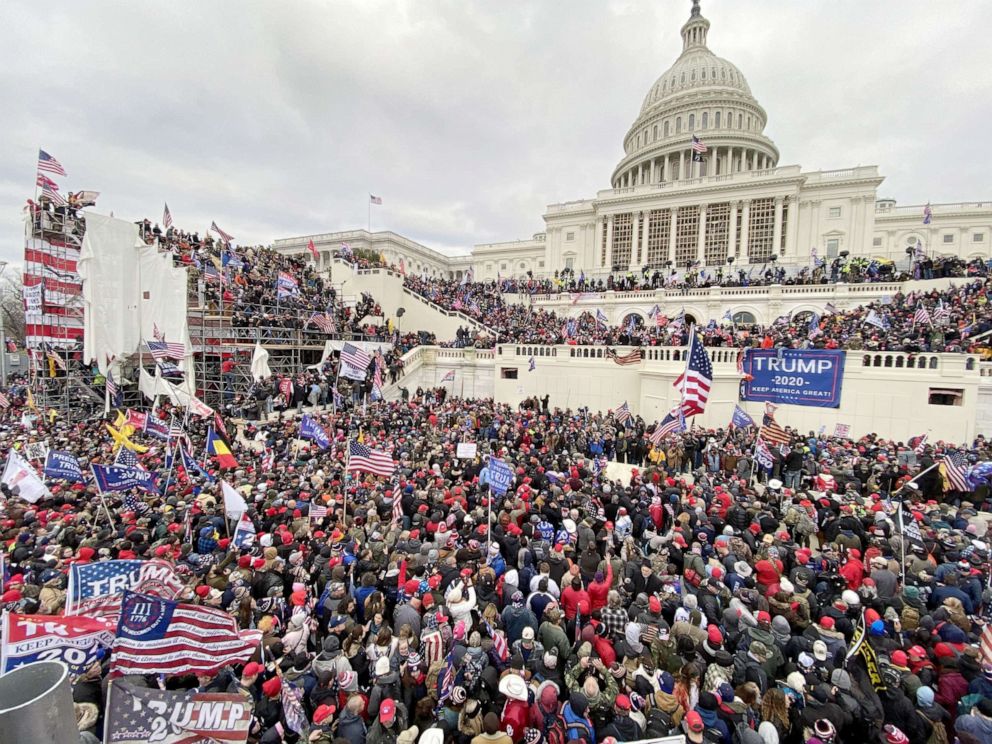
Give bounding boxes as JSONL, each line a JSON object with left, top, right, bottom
{"left": 48, "top": 358, "right": 56, "bottom": 378}
{"left": 106, "top": 423, "right": 149, "bottom": 453}
{"left": 26, "top": 389, "right": 39, "bottom": 414}
{"left": 113, "top": 410, "right": 127, "bottom": 428}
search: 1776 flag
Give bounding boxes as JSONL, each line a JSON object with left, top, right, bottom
{"left": 674, "top": 331, "right": 712, "bottom": 416}
{"left": 347, "top": 440, "right": 395, "bottom": 477}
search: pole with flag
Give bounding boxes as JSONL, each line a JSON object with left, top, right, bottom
{"left": 369, "top": 194, "right": 382, "bottom": 231}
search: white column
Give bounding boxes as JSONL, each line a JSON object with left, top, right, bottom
{"left": 596, "top": 218, "right": 605, "bottom": 268}
{"left": 679, "top": 151, "right": 685, "bottom": 180}
{"left": 728, "top": 201, "right": 738, "bottom": 259}
{"left": 772, "top": 196, "right": 784, "bottom": 257}
{"left": 630, "top": 213, "right": 641, "bottom": 270}
{"left": 697, "top": 203, "right": 708, "bottom": 265}
{"left": 605, "top": 215, "right": 614, "bottom": 270}
{"left": 667, "top": 207, "right": 678, "bottom": 264}
{"left": 784, "top": 195, "right": 799, "bottom": 258}
{"left": 740, "top": 200, "right": 751, "bottom": 259}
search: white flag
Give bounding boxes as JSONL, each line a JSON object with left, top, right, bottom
{"left": 251, "top": 341, "right": 271, "bottom": 382}
{"left": 221, "top": 480, "right": 248, "bottom": 522}
{"left": 2, "top": 450, "right": 51, "bottom": 504}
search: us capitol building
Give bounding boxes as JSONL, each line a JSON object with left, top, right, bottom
{"left": 277, "top": 1, "right": 992, "bottom": 283}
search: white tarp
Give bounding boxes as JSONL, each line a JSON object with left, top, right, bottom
{"left": 79, "top": 213, "right": 193, "bottom": 383}
{"left": 307, "top": 339, "right": 393, "bottom": 370}
{"left": 251, "top": 342, "right": 271, "bottom": 381}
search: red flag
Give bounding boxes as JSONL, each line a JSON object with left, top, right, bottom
{"left": 307, "top": 239, "right": 318, "bottom": 261}
{"left": 981, "top": 623, "right": 992, "bottom": 666}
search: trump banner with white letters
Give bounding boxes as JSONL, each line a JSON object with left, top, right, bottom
{"left": 739, "top": 349, "right": 846, "bottom": 408}
{"left": 66, "top": 559, "right": 183, "bottom": 614}
{"left": 105, "top": 679, "right": 252, "bottom": 744}
{"left": 0, "top": 612, "right": 115, "bottom": 677}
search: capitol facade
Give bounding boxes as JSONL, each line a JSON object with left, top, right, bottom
{"left": 277, "top": 1, "right": 992, "bottom": 282}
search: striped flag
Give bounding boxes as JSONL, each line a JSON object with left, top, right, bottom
{"left": 110, "top": 591, "right": 261, "bottom": 676}
{"left": 347, "top": 440, "right": 396, "bottom": 477}
{"left": 307, "top": 238, "right": 318, "bottom": 261}
{"left": 485, "top": 621, "right": 509, "bottom": 662}
{"left": 37, "top": 174, "right": 66, "bottom": 206}
{"left": 595, "top": 309, "right": 609, "bottom": 327}
{"left": 942, "top": 451, "right": 973, "bottom": 492}
{"left": 106, "top": 369, "right": 122, "bottom": 407}
{"left": 606, "top": 348, "right": 643, "bottom": 366}
{"left": 0, "top": 392, "right": 10, "bottom": 409}
{"left": 210, "top": 221, "right": 234, "bottom": 243}
{"left": 922, "top": 203, "right": 932, "bottom": 225}
{"left": 392, "top": 493, "right": 403, "bottom": 525}
{"left": 369, "top": 194, "right": 382, "bottom": 205}
{"left": 913, "top": 304, "right": 932, "bottom": 327}
{"left": 146, "top": 340, "right": 185, "bottom": 361}
{"left": 340, "top": 342, "right": 371, "bottom": 371}
{"left": 307, "top": 313, "right": 336, "bottom": 333}
{"left": 309, "top": 503, "right": 328, "bottom": 521}
{"left": 650, "top": 409, "right": 685, "bottom": 445}
{"left": 441, "top": 370, "right": 455, "bottom": 383}
{"left": 691, "top": 135, "right": 708, "bottom": 153}
{"left": 614, "top": 401, "right": 632, "bottom": 425}
{"left": 38, "top": 149, "right": 66, "bottom": 177}
{"left": 372, "top": 356, "right": 384, "bottom": 400}
{"left": 162, "top": 203, "right": 173, "bottom": 229}
{"left": 934, "top": 300, "right": 951, "bottom": 322}
{"left": 674, "top": 331, "right": 712, "bottom": 416}
{"left": 759, "top": 414, "right": 791, "bottom": 445}
{"left": 980, "top": 623, "right": 992, "bottom": 666}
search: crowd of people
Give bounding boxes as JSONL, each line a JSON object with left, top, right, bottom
{"left": 1, "top": 387, "right": 991, "bottom": 744}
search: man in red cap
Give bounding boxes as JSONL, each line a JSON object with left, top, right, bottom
{"left": 367, "top": 698, "right": 406, "bottom": 744}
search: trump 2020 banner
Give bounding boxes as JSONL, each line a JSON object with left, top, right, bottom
{"left": 66, "top": 559, "right": 183, "bottom": 614}
{"left": 0, "top": 612, "right": 115, "bottom": 677}
{"left": 105, "top": 680, "right": 252, "bottom": 744}
{"left": 740, "top": 349, "right": 846, "bottom": 408}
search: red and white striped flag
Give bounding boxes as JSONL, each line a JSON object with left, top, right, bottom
{"left": 111, "top": 591, "right": 261, "bottom": 676}
{"left": 210, "top": 221, "right": 234, "bottom": 243}
{"left": 392, "top": 492, "right": 403, "bottom": 525}
{"left": 38, "top": 149, "right": 66, "bottom": 177}
{"left": 485, "top": 621, "right": 509, "bottom": 661}
{"left": 981, "top": 623, "right": 992, "bottom": 665}
{"left": 162, "top": 203, "right": 173, "bottom": 229}
{"left": 369, "top": 194, "right": 382, "bottom": 205}
{"left": 309, "top": 503, "right": 327, "bottom": 520}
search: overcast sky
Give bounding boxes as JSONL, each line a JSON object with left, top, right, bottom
{"left": 1, "top": 0, "right": 990, "bottom": 263}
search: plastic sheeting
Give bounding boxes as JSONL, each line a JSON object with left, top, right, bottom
{"left": 251, "top": 342, "right": 271, "bottom": 381}
{"left": 79, "top": 213, "right": 193, "bottom": 379}
{"left": 307, "top": 339, "right": 393, "bottom": 370}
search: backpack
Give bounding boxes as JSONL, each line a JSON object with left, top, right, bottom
{"left": 643, "top": 708, "right": 674, "bottom": 738}
{"left": 919, "top": 711, "right": 947, "bottom": 744}
{"left": 545, "top": 717, "right": 568, "bottom": 744}
{"left": 900, "top": 604, "right": 921, "bottom": 631}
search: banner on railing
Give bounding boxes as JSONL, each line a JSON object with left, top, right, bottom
{"left": 739, "top": 349, "right": 845, "bottom": 408}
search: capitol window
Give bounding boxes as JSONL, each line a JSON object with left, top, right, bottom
{"left": 826, "top": 239, "right": 840, "bottom": 257}
{"left": 566, "top": 232, "right": 574, "bottom": 241}
{"left": 689, "top": 114, "right": 695, "bottom": 130}
{"left": 653, "top": 125, "right": 658, "bottom": 141}
{"left": 664, "top": 121, "right": 670, "bottom": 137}
{"left": 943, "top": 234, "right": 954, "bottom": 243}
{"left": 676, "top": 117, "right": 682, "bottom": 133}
{"left": 828, "top": 207, "right": 842, "bottom": 218}
{"left": 715, "top": 111, "right": 721, "bottom": 128}
{"left": 702, "top": 112, "right": 708, "bottom": 129}
{"left": 873, "top": 237, "right": 882, "bottom": 247}
{"left": 974, "top": 233, "right": 985, "bottom": 242}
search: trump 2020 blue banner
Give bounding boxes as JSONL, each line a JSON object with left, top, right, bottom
{"left": 44, "top": 449, "right": 86, "bottom": 483}
{"left": 740, "top": 349, "right": 846, "bottom": 408}
{"left": 91, "top": 463, "right": 158, "bottom": 494}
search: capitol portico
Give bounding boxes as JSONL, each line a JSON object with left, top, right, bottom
{"left": 276, "top": 1, "right": 992, "bottom": 284}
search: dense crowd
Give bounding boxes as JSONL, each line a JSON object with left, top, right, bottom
{"left": 1, "top": 390, "right": 991, "bottom": 744}
{"left": 402, "top": 275, "right": 992, "bottom": 354}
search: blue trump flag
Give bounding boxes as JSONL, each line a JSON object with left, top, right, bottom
{"left": 488, "top": 458, "right": 514, "bottom": 496}
{"left": 300, "top": 414, "right": 330, "bottom": 450}
{"left": 143, "top": 415, "right": 170, "bottom": 441}
{"left": 730, "top": 405, "right": 755, "bottom": 429}
{"left": 44, "top": 449, "right": 86, "bottom": 483}
{"left": 91, "top": 463, "right": 158, "bottom": 495}
{"left": 179, "top": 444, "right": 215, "bottom": 484}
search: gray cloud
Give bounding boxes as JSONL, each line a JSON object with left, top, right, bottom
{"left": 1, "top": 0, "right": 989, "bottom": 264}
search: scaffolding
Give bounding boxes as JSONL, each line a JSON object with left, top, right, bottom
{"left": 23, "top": 202, "right": 103, "bottom": 420}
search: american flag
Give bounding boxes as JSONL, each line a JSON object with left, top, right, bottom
{"left": 391, "top": 492, "right": 403, "bottom": 525}
{"left": 369, "top": 194, "right": 382, "bottom": 205}
{"left": 913, "top": 304, "right": 932, "bottom": 327}
{"left": 441, "top": 370, "right": 455, "bottom": 382}
{"left": 340, "top": 342, "right": 371, "bottom": 371}
{"left": 981, "top": 623, "right": 992, "bottom": 666}
{"left": 759, "top": 414, "right": 791, "bottom": 445}
{"left": 485, "top": 621, "right": 509, "bottom": 662}
{"left": 261, "top": 448, "right": 275, "bottom": 472}
{"left": 437, "top": 657, "right": 456, "bottom": 704}
{"left": 824, "top": 302, "right": 837, "bottom": 315}
{"left": 162, "top": 203, "right": 172, "bottom": 229}
{"left": 106, "top": 368, "right": 121, "bottom": 407}
{"left": 909, "top": 433, "right": 928, "bottom": 454}
{"left": 347, "top": 440, "right": 396, "bottom": 477}
{"left": 0, "top": 392, "right": 10, "bottom": 409}
{"left": 691, "top": 135, "right": 708, "bottom": 153}
{"left": 307, "top": 238, "right": 318, "bottom": 261}
{"left": 203, "top": 264, "right": 225, "bottom": 284}
{"left": 942, "top": 451, "right": 973, "bottom": 492}
{"left": 674, "top": 332, "right": 712, "bottom": 416}
{"left": 607, "top": 348, "right": 642, "bottom": 366}
{"left": 650, "top": 409, "right": 685, "bottom": 445}
{"left": 372, "top": 356, "right": 384, "bottom": 399}
{"left": 110, "top": 591, "right": 261, "bottom": 676}
{"left": 309, "top": 503, "right": 328, "bottom": 521}
{"left": 152, "top": 323, "right": 163, "bottom": 342}
{"left": 146, "top": 340, "right": 185, "bottom": 361}
{"left": 210, "top": 221, "right": 234, "bottom": 243}
{"left": 38, "top": 149, "right": 66, "bottom": 177}
{"left": 934, "top": 300, "right": 951, "bottom": 322}
{"left": 614, "top": 401, "right": 632, "bottom": 424}
{"left": 281, "top": 682, "right": 309, "bottom": 735}
{"left": 307, "top": 313, "right": 336, "bottom": 333}
{"left": 922, "top": 203, "right": 933, "bottom": 225}
{"left": 37, "top": 174, "right": 66, "bottom": 206}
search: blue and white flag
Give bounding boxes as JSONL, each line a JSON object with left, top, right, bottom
{"left": 730, "top": 405, "right": 755, "bottom": 429}
{"left": 66, "top": 559, "right": 183, "bottom": 613}
{"left": 487, "top": 457, "right": 514, "bottom": 496}
{"left": 864, "top": 310, "right": 890, "bottom": 330}
{"left": 722, "top": 309, "right": 733, "bottom": 323}
{"left": 300, "top": 414, "right": 330, "bottom": 450}
{"left": 92, "top": 464, "right": 158, "bottom": 495}
{"left": 528, "top": 357, "right": 536, "bottom": 372}
{"left": 44, "top": 449, "right": 86, "bottom": 483}
{"left": 232, "top": 514, "right": 256, "bottom": 548}
{"left": 179, "top": 444, "right": 215, "bottom": 484}
{"left": 595, "top": 309, "right": 609, "bottom": 327}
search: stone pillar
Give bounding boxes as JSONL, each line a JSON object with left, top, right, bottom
{"left": 772, "top": 196, "right": 784, "bottom": 257}
{"left": 596, "top": 218, "right": 605, "bottom": 268}
{"left": 605, "top": 215, "right": 614, "bottom": 271}
{"left": 784, "top": 195, "right": 799, "bottom": 258}
{"left": 667, "top": 207, "right": 678, "bottom": 264}
{"left": 740, "top": 200, "right": 751, "bottom": 260}
{"left": 631, "top": 212, "right": 641, "bottom": 270}
{"left": 697, "top": 203, "right": 708, "bottom": 265}
{"left": 679, "top": 151, "right": 685, "bottom": 180}
{"left": 728, "top": 201, "right": 738, "bottom": 259}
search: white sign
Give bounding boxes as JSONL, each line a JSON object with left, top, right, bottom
{"left": 456, "top": 442, "right": 478, "bottom": 459}
{"left": 22, "top": 284, "right": 43, "bottom": 314}
{"left": 832, "top": 423, "right": 850, "bottom": 438}
{"left": 25, "top": 441, "right": 49, "bottom": 461}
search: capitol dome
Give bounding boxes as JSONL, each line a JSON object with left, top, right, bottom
{"left": 611, "top": 1, "right": 779, "bottom": 188}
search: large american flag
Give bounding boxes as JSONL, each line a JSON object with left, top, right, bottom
{"left": 650, "top": 409, "right": 685, "bottom": 445}
{"left": 210, "top": 221, "right": 234, "bottom": 243}
{"left": 614, "top": 401, "right": 632, "bottom": 425}
{"left": 913, "top": 304, "right": 932, "bottom": 327}
{"left": 38, "top": 149, "right": 66, "bottom": 177}
{"left": 37, "top": 173, "right": 66, "bottom": 206}
{"left": 307, "top": 313, "right": 336, "bottom": 333}
{"left": 759, "top": 413, "right": 791, "bottom": 445}
{"left": 942, "top": 451, "right": 973, "bottom": 492}
{"left": 162, "top": 203, "right": 173, "bottom": 229}
{"left": 146, "top": 340, "right": 185, "bottom": 361}
{"left": 981, "top": 623, "right": 992, "bottom": 666}
{"left": 110, "top": 591, "right": 261, "bottom": 676}
{"left": 347, "top": 440, "right": 396, "bottom": 477}
{"left": 485, "top": 621, "right": 509, "bottom": 662}
{"left": 691, "top": 135, "right": 708, "bottom": 153}
{"left": 340, "top": 342, "right": 371, "bottom": 371}
{"left": 369, "top": 194, "right": 382, "bottom": 205}
{"left": 673, "top": 332, "right": 712, "bottom": 416}
{"left": 607, "top": 348, "right": 643, "bottom": 366}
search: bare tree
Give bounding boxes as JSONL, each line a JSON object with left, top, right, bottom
{"left": 0, "top": 270, "right": 25, "bottom": 345}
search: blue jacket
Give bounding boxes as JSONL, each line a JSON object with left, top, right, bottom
{"left": 562, "top": 703, "right": 595, "bottom": 744}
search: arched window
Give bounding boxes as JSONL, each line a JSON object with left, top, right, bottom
{"left": 715, "top": 111, "right": 721, "bottom": 128}
{"left": 664, "top": 121, "right": 670, "bottom": 137}
{"left": 701, "top": 68, "right": 706, "bottom": 80}
{"left": 702, "top": 112, "right": 708, "bottom": 129}
{"left": 653, "top": 125, "right": 658, "bottom": 141}
{"left": 738, "top": 113, "right": 743, "bottom": 128}
{"left": 691, "top": 70, "right": 696, "bottom": 81}
{"left": 676, "top": 117, "right": 682, "bottom": 133}
{"left": 681, "top": 72, "right": 686, "bottom": 84}
{"left": 732, "top": 311, "right": 756, "bottom": 324}
{"left": 688, "top": 114, "right": 695, "bottom": 130}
